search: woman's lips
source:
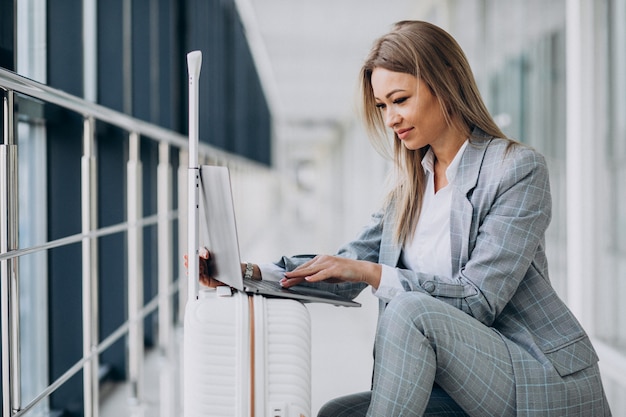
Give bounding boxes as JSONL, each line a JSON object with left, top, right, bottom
{"left": 395, "top": 127, "right": 413, "bottom": 140}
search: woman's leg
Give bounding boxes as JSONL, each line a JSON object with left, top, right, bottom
{"left": 367, "top": 292, "right": 516, "bottom": 417}
{"left": 318, "top": 385, "right": 468, "bottom": 417}
{"left": 317, "top": 392, "right": 371, "bottom": 417}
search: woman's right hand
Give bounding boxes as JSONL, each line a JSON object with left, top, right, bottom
{"left": 183, "top": 247, "right": 226, "bottom": 288}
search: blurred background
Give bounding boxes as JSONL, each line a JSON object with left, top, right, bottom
{"left": 1, "top": 0, "right": 624, "bottom": 415}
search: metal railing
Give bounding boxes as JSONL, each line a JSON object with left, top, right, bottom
{"left": 0, "top": 67, "right": 274, "bottom": 416}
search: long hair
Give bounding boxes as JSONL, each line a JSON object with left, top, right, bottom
{"left": 360, "top": 20, "right": 508, "bottom": 245}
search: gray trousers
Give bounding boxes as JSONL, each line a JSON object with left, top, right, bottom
{"left": 319, "top": 292, "right": 517, "bottom": 417}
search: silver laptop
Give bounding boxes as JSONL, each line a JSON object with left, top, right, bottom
{"left": 198, "top": 165, "right": 360, "bottom": 308}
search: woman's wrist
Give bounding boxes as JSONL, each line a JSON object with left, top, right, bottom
{"left": 242, "top": 262, "right": 262, "bottom": 280}
{"left": 365, "top": 262, "right": 382, "bottom": 289}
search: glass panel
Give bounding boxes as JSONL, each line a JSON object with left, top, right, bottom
{"left": 479, "top": 0, "right": 568, "bottom": 299}
{"left": 610, "top": 0, "right": 626, "bottom": 159}
{"left": 601, "top": 0, "right": 626, "bottom": 350}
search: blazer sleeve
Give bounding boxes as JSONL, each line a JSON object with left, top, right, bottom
{"left": 273, "top": 210, "right": 385, "bottom": 300}
{"left": 396, "top": 145, "right": 552, "bottom": 326}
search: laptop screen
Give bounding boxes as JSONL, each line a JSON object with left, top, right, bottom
{"left": 198, "top": 165, "right": 245, "bottom": 291}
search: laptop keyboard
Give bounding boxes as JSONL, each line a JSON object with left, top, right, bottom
{"left": 243, "top": 278, "right": 283, "bottom": 292}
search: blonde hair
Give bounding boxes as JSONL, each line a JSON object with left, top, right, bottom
{"left": 360, "top": 20, "right": 508, "bottom": 245}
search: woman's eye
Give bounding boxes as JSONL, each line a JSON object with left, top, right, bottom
{"left": 375, "top": 103, "right": 386, "bottom": 110}
{"left": 393, "top": 97, "right": 407, "bottom": 105}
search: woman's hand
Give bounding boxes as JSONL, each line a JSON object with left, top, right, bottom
{"left": 280, "top": 255, "right": 382, "bottom": 289}
{"left": 183, "top": 247, "right": 225, "bottom": 288}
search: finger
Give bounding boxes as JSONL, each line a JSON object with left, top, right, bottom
{"left": 200, "top": 276, "right": 215, "bottom": 287}
{"left": 284, "top": 269, "right": 306, "bottom": 279}
{"left": 302, "top": 271, "right": 330, "bottom": 283}
{"left": 199, "top": 246, "right": 209, "bottom": 259}
{"left": 285, "top": 260, "right": 323, "bottom": 277}
{"left": 279, "top": 276, "right": 306, "bottom": 288}
{"left": 292, "top": 256, "right": 320, "bottom": 272}
{"left": 200, "top": 276, "right": 226, "bottom": 288}
{"left": 286, "top": 265, "right": 330, "bottom": 283}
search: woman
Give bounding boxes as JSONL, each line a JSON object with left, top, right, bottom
{"left": 195, "top": 21, "right": 611, "bottom": 416}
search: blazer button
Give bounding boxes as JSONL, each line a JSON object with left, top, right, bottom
{"left": 423, "top": 281, "right": 436, "bottom": 293}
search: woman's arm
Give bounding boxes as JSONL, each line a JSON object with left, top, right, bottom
{"left": 277, "top": 210, "right": 386, "bottom": 300}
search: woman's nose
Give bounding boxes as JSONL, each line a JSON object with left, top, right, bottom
{"left": 385, "top": 108, "right": 400, "bottom": 128}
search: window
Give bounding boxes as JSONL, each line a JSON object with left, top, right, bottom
{"left": 601, "top": 0, "right": 626, "bottom": 352}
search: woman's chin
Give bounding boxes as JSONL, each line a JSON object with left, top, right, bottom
{"left": 400, "top": 140, "right": 422, "bottom": 151}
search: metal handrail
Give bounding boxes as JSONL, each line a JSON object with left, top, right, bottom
{"left": 0, "top": 212, "right": 170, "bottom": 262}
{"left": 0, "top": 67, "right": 254, "bottom": 164}
{"left": 12, "top": 281, "right": 178, "bottom": 417}
{"left": 1, "top": 67, "right": 271, "bottom": 416}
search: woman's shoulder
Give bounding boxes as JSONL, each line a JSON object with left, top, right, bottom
{"left": 463, "top": 134, "right": 548, "bottom": 190}
{"left": 477, "top": 135, "right": 547, "bottom": 168}
{"left": 486, "top": 140, "right": 550, "bottom": 195}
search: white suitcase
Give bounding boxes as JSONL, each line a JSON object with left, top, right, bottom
{"left": 184, "top": 51, "right": 311, "bottom": 417}
{"left": 183, "top": 290, "right": 312, "bottom": 417}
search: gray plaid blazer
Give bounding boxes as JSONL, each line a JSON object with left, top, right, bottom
{"left": 278, "top": 128, "right": 610, "bottom": 415}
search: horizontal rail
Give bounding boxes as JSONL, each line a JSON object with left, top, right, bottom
{"left": 12, "top": 280, "right": 180, "bottom": 417}
{"left": 0, "top": 68, "right": 258, "bottom": 168}
{"left": 0, "top": 211, "right": 175, "bottom": 262}
{"left": 0, "top": 68, "right": 185, "bottom": 146}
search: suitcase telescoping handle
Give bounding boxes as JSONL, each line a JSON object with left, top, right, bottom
{"left": 187, "top": 50, "right": 202, "bottom": 302}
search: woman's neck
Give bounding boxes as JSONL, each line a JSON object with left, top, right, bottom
{"left": 430, "top": 127, "right": 468, "bottom": 192}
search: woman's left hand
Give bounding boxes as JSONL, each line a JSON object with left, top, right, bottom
{"left": 280, "top": 255, "right": 381, "bottom": 289}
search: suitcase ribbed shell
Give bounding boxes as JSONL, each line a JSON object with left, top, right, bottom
{"left": 184, "top": 291, "right": 311, "bottom": 417}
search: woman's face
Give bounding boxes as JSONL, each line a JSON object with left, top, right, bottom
{"left": 371, "top": 68, "right": 451, "bottom": 151}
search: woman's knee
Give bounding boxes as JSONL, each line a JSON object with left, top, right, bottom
{"left": 381, "top": 292, "right": 443, "bottom": 324}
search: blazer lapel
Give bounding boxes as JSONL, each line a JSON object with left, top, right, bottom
{"left": 450, "top": 131, "right": 492, "bottom": 274}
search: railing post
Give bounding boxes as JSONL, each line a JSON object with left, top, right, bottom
{"left": 1, "top": 88, "right": 21, "bottom": 416}
{"left": 127, "top": 131, "right": 143, "bottom": 403}
{"left": 177, "top": 149, "right": 188, "bottom": 324}
{"left": 157, "top": 141, "right": 172, "bottom": 353}
{"left": 157, "top": 141, "right": 174, "bottom": 416}
{"left": 81, "top": 115, "right": 99, "bottom": 417}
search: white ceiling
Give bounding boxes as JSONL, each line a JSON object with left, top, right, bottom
{"left": 237, "top": 0, "right": 422, "bottom": 140}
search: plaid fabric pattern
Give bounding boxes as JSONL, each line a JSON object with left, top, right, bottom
{"left": 318, "top": 385, "right": 469, "bottom": 417}
{"left": 277, "top": 129, "right": 611, "bottom": 416}
{"left": 368, "top": 292, "right": 515, "bottom": 417}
